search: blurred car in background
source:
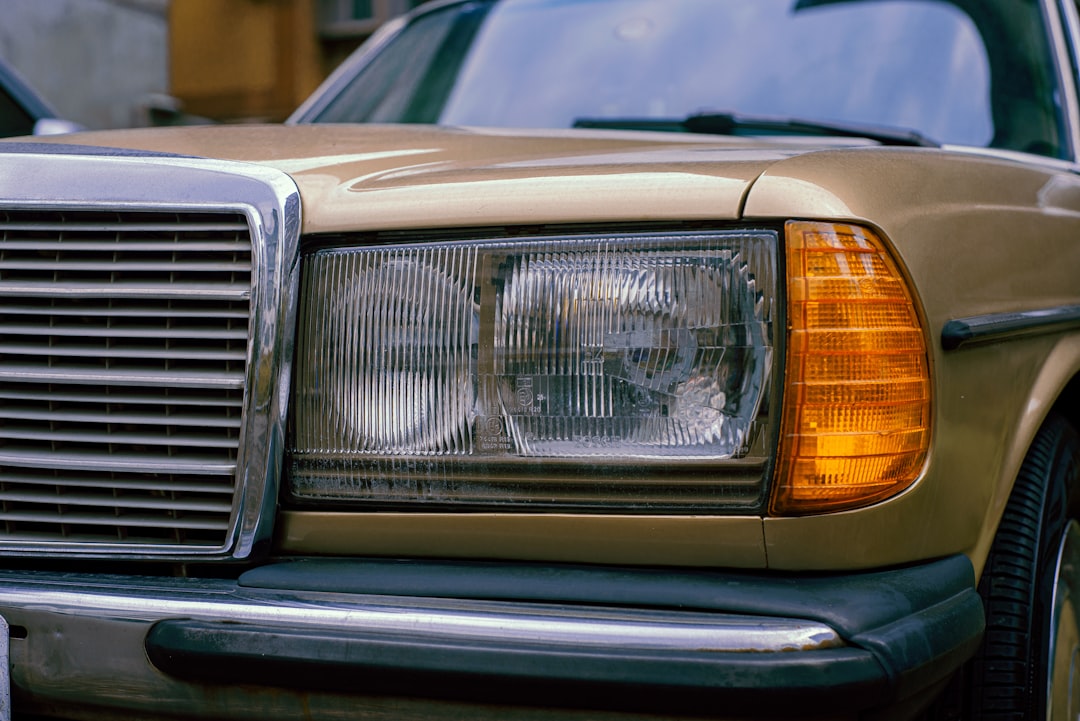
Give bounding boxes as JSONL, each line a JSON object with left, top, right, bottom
{"left": 0, "top": 57, "right": 81, "bottom": 137}
{"left": 0, "top": 0, "right": 1078, "bottom": 720}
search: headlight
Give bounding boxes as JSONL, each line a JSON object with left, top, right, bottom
{"left": 289, "top": 230, "right": 778, "bottom": 512}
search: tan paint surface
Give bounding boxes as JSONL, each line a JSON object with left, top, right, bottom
{"left": 278, "top": 511, "right": 768, "bottom": 568}
{"left": 16, "top": 124, "right": 810, "bottom": 231}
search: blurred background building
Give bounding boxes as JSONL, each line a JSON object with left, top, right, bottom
{"left": 0, "top": 0, "right": 427, "bottom": 130}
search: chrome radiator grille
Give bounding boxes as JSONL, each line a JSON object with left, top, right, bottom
{"left": 0, "top": 209, "right": 252, "bottom": 549}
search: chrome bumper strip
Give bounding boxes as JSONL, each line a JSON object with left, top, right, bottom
{"left": 0, "top": 571, "right": 841, "bottom": 653}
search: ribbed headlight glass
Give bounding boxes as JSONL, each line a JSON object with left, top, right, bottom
{"left": 290, "top": 231, "right": 777, "bottom": 512}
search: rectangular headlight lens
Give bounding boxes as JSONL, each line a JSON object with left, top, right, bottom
{"left": 289, "top": 231, "right": 778, "bottom": 512}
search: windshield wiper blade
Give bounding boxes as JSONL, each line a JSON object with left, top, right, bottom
{"left": 685, "top": 112, "right": 938, "bottom": 147}
{"left": 573, "top": 118, "right": 691, "bottom": 134}
{"left": 573, "top": 112, "right": 938, "bottom": 147}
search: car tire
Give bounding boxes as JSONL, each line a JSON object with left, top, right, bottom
{"left": 965, "top": 411, "right": 1080, "bottom": 720}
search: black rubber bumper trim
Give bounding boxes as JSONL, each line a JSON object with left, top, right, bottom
{"left": 237, "top": 554, "right": 977, "bottom": 638}
{"left": 147, "top": 622, "right": 887, "bottom": 716}
{"left": 146, "top": 554, "right": 984, "bottom": 716}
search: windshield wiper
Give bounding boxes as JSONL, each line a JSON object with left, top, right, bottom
{"left": 574, "top": 112, "right": 938, "bottom": 147}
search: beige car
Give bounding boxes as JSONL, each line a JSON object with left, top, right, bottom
{"left": 0, "top": 0, "right": 1078, "bottom": 719}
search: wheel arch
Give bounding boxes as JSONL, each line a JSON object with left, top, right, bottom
{"left": 968, "top": 334, "right": 1080, "bottom": 581}
{"left": 1012, "top": 334, "right": 1080, "bottom": 487}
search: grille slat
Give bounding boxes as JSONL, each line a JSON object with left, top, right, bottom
{"left": 0, "top": 281, "right": 250, "bottom": 299}
{"left": 0, "top": 429, "right": 240, "bottom": 449}
{"left": 0, "top": 344, "right": 247, "bottom": 361}
{"left": 0, "top": 221, "right": 248, "bottom": 233}
{"left": 0, "top": 324, "right": 249, "bottom": 340}
{"left": 0, "top": 471, "right": 235, "bottom": 494}
{"left": 0, "top": 388, "right": 243, "bottom": 407}
{"left": 0, "top": 407, "right": 242, "bottom": 428}
{"left": 2, "top": 303, "right": 249, "bottom": 319}
{"left": 0, "top": 448, "right": 236, "bottom": 475}
{"left": 0, "top": 490, "right": 232, "bottom": 514}
{"left": 0, "top": 510, "right": 228, "bottom": 531}
{"left": 0, "top": 240, "right": 251, "bottom": 253}
{"left": 0, "top": 208, "right": 252, "bottom": 548}
{"left": 0, "top": 260, "right": 252, "bottom": 273}
{"left": 0, "top": 364, "right": 245, "bottom": 388}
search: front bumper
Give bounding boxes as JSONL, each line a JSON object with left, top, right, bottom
{"left": 1, "top": 555, "right": 982, "bottom": 720}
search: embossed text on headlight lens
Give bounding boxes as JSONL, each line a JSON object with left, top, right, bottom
{"left": 290, "top": 231, "right": 777, "bottom": 512}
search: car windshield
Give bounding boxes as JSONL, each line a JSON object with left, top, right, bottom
{"left": 307, "top": 0, "right": 1067, "bottom": 159}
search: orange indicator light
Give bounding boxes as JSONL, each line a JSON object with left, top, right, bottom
{"left": 770, "top": 222, "right": 931, "bottom": 515}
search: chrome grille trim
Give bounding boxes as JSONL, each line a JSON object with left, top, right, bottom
{"left": 0, "top": 366, "right": 246, "bottom": 387}
{"left": 0, "top": 150, "right": 300, "bottom": 559}
{"left": 0, "top": 446, "right": 234, "bottom": 472}
{"left": 0, "top": 282, "right": 251, "bottom": 298}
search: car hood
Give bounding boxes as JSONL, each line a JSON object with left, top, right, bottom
{"left": 7, "top": 123, "right": 843, "bottom": 234}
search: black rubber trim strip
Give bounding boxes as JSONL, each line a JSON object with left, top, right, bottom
{"left": 941, "top": 304, "right": 1080, "bottom": 350}
{"left": 238, "top": 554, "right": 975, "bottom": 640}
{"left": 147, "top": 620, "right": 887, "bottom": 716}
{"left": 144, "top": 555, "right": 984, "bottom": 714}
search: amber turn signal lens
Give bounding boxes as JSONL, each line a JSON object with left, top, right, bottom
{"left": 770, "top": 221, "right": 930, "bottom": 515}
